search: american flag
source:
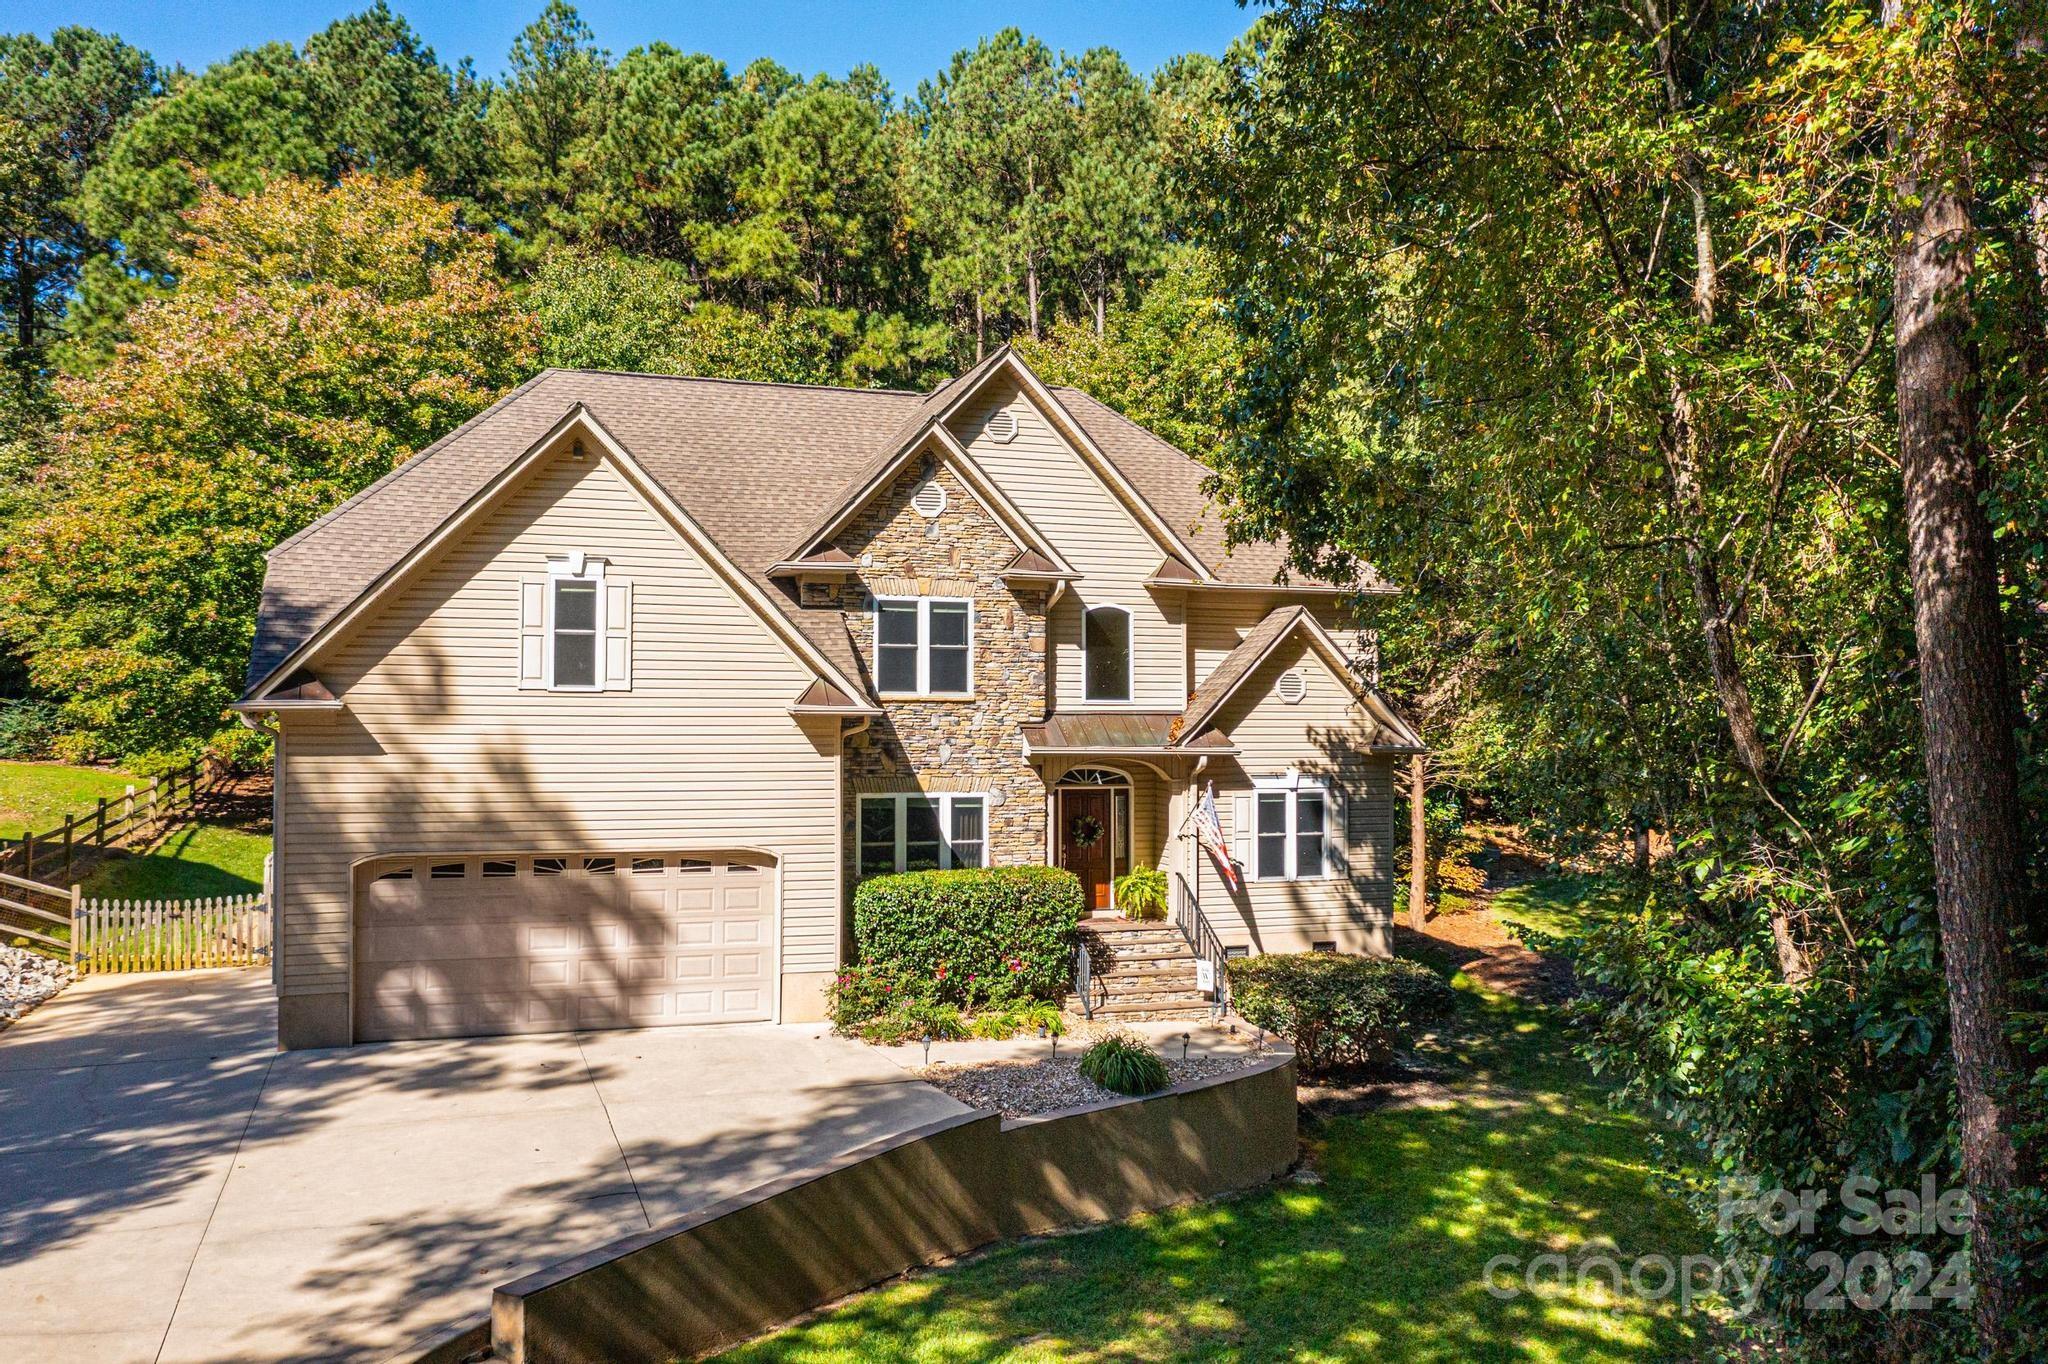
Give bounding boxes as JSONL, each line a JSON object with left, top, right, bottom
{"left": 1194, "top": 781, "right": 1239, "bottom": 892}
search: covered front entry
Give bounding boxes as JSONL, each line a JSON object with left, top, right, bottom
{"left": 353, "top": 851, "right": 776, "bottom": 1041}
{"left": 1053, "top": 767, "right": 1137, "bottom": 913}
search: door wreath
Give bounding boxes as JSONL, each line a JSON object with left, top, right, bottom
{"left": 1069, "top": 813, "right": 1105, "bottom": 849}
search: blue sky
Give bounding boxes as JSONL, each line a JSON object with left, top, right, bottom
{"left": 14, "top": 1, "right": 1259, "bottom": 90}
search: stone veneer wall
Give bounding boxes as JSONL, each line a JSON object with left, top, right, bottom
{"left": 816, "top": 459, "right": 1050, "bottom": 875}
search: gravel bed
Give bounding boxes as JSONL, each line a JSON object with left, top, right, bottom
{"left": 920, "top": 1053, "right": 1252, "bottom": 1117}
{"left": 0, "top": 942, "right": 75, "bottom": 1025}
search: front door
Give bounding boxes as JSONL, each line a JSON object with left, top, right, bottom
{"left": 1060, "top": 789, "right": 1114, "bottom": 912}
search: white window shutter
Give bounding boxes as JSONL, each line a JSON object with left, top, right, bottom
{"left": 518, "top": 579, "right": 546, "bottom": 689}
{"left": 1231, "top": 793, "right": 1252, "bottom": 873}
{"left": 603, "top": 580, "right": 632, "bottom": 690}
{"left": 1328, "top": 783, "right": 1349, "bottom": 879}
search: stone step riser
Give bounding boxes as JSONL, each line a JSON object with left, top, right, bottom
{"left": 1085, "top": 944, "right": 1193, "bottom": 963}
{"left": 1093, "top": 967, "right": 1200, "bottom": 985}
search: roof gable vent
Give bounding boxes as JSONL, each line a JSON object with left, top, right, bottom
{"left": 985, "top": 409, "right": 1019, "bottom": 443}
{"left": 1276, "top": 668, "right": 1308, "bottom": 705}
{"left": 911, "top": 479, "right": 947, "bottom": 518}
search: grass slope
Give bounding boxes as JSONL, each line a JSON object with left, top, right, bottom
{"left": 0, "top": 761, "right": 140, "bottom": 840}
{"left": 1488, "top": 873, "right": 1633, "bottom": 942}
{"left": 80, "top": 823, "right": 271, "bottom": 900}
{"left": 720, "top": 897, "right": 1704, "bottom": 1363}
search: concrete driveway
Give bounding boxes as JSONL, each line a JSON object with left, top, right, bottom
{"left": 0, "top": 970, "right": 969, "bottom": 1364}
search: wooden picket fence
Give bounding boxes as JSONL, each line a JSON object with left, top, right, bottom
{"left": 0, "top": 756, "right": 227, "bottom": 883}
{"left": 1, "top": 864, "right": 272, "bottom": 974}
{"left": 71, "top": 892, "right": 271, "bottom": 973}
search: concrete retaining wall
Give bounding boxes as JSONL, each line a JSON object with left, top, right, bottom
{"left": 489, "top": 1055, "right": 1298, "bottom": 1364}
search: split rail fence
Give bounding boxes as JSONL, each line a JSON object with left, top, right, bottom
{"left": 1, "top": 756, "right": 227, "bottom": 882}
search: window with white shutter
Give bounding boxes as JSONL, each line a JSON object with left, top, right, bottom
{"left": 536, "top": 554, "right": 625, "bottom": 692}
{"left": 1249, "top": 775, "right": 1337, "bottom": 881}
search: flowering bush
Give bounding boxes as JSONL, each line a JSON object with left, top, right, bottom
{"left": 851, "top": 865, "right": 1081, "bottom": 1007}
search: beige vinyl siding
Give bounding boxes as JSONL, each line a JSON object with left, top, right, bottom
{"left": 275, "top": 442, "right": 840, "bottom": 1007}
{"left": 1187, "top": 634, "right": 1395, "bottom": 956}
{"left": 1188, "top": 594, "right": 1372, "bottom": 686}
{"left": 952, "top": 376, "right": 1187, "bottom": 708}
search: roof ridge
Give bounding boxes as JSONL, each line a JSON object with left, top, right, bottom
{"left": 1050, "top": 385, "right": 1221, "bottom": 478}
{"left": 538, "top": 366, "right": 925, "bottom": 397}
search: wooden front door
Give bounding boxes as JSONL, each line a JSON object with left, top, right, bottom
{"left": 1060, "top": 789, "right": 1115, "bottom": 912}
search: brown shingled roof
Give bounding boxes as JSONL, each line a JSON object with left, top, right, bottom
{"left": 247, "top": 357, "right": 1393, "bottom": 699}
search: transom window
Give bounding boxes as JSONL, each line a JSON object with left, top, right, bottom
{"left": 875, "top": 597, "right": 972, "bottom": 696}
{"left": 1255, "top": 784, "right": 1330, "bottom": 881}
{"left": 1083, "top": 605, "right": 1131, "bottom": 702}
{"left": 858, "top": 794, "right": 986, "bottom": 877}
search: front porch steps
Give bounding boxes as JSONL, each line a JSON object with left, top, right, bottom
{"left": 1064, "top": 918, "right": 1221, "bottom": 1023}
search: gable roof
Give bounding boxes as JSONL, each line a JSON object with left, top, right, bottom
{"left": 785, "top": 419, "right": 1074, "bottom": 575}
{"left": 247, "top": 361, "right": 1394, "bottom": 701}
{"left": 1178, "top": 605, "right": 1423, "bottom": 752}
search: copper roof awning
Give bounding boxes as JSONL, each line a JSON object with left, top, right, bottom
{"left": 1021, "top": 712, "right": 1237, "bottom": 756}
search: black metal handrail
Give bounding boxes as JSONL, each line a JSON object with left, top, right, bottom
{"left": 1073, "top": 938, "right": 1095, "bottom": 1020}
{"left": 1173, "top": 871, "right": 1231, "bottom": 1019}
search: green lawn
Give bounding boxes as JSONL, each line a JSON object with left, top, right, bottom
{"left": 718, "top": 938, "right": 1708, "bottom": 1363}
{"left": 0, "top": 760, "right": 140, "bottom": 840}
{"left": 1487, "top": 873, "right": 1635, "bottom": 943}
{"left": 79, "top": 822, "right": 271, "bottom": 901}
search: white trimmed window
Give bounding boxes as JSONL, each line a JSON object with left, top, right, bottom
{"left": 874, "top": 596, "right": 972, "bottom": 696}
{"left": 519, "top": 554, "right": 632, "bottom": 691}
{"left": 1250, "top": 777, "right": 1333, "bottom": 882}
{"left": 1083, "top": 605, "right": 1131, "bottom": 702}
{"left": 858, "top": 794, "right": 986, "bottom": 877}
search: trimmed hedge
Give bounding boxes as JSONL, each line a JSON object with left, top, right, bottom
{"left": 1228, "top": 952, "right": 1456, "bottom": 1076}
{"left": 852, "top": 865, "right": 1082, "bottom": 1007}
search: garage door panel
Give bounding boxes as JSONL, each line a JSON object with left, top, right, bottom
{"left": 355, "top": 853, "right": 776, "bottom": 1042}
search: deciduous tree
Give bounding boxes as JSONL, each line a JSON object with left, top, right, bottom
{"left": 1, "top": 174, "right": 535, "bottom": 760}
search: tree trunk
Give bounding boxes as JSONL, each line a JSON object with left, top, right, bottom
{"left": 1661, "top": 382, "right": 1811, "bottom": 982}
{"left": 974, "top": 296, "right": 985, "bottom": 362}
{"left": 1632, "top": 819, "right": 1651, "bottom": 876}
{"left": 1027, "top": 260, "right": 1041, "bottom": 341}
{"left": 1094, "top": 289, "right": 1106, "bottom": 338}
{"left": 1408, "top": 754, "right": 1427, "bottom": 931}
{"left": 1887, "top": 6, "right": 2037, "bottom": 1343}
{"left": 12, "top": 235, "right": 34, "bottom": 361}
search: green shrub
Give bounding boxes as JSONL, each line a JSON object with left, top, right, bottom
{"left": 1112, "top": 866, "right": 1168, "bottom": 920}
{"left": 969, "top": 1001, "right": 1067, "bottom": 1040}
{"left": 1078, "top": 1030, "right": 1171, "bottom": 1096}
{"left": 1228, "top": 952, "right": 1456, "bottom": 1076}
{"left": 854, "top": 995, "right": 969, "bottom": 1046}
{"left": 0, "top": 699, "right": 63, "bottom": 759}
{"left": 853, "top": 865, "right": 1081, "bottom": 1007}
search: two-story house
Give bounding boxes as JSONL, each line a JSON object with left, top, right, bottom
{"left": 238, "top": 348, "right": 1422, "bottom": 1049}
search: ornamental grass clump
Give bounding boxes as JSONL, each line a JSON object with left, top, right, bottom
{"left": 1228, "top": 952, "right": 1456, "bottom": 1077}
{"left": 1078, "top": 1030, "right": 1171, "bottom": 1096}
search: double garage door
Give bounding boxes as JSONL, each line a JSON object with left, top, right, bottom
{"left": 354, "top": 851, "right": 776, "bottom": 1042}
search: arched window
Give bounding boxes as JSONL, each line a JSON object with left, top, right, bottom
{"left": 1083, "top": 605, "right": 1131, "bottom": 702}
